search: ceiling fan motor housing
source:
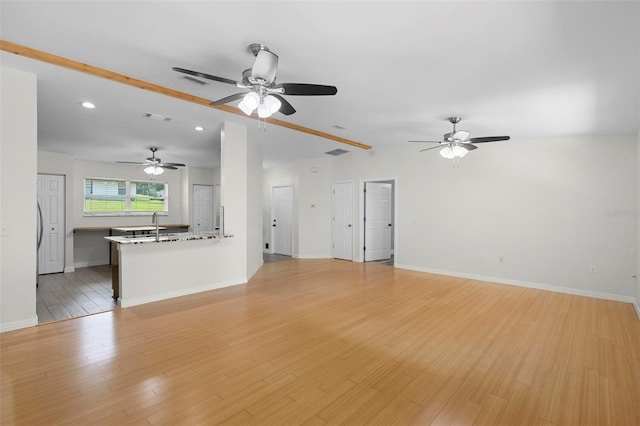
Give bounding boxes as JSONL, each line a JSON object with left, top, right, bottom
{"left": 251, "top": 49, "right": 278, "bottom": 85}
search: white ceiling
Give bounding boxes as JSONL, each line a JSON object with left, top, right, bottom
{"left": 1, "top": 1, "right": 638, "bottom": 169}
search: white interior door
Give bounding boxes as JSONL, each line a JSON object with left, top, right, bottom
{"left": 332, "top": 182, "right": 353, "bottom": 260}
{"left": 37, "top": 174, "right": 65, "bottom": 274}
{"left": 272, "top": 186, "right": 292, "bottom": 256}
{"left": 364, "top": 182, "right": 392, "bottom": 261}
{"left": 193, "top": 184, "right": 214, "bottom": 232}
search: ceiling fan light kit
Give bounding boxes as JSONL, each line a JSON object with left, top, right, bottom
{"left": 440, "top": 145, "right": 468, "bottom": 159}
{"left": 409, "top": 117, "right": 510, "bottom": 160}
{"left": 117, "top": 147, "right": 185, "bottom": 175}
{"left": 144, "top": 165, "right": 164, "bottom": 175}
{"left": 173, "top": 43, "right": 338, "bottom": 121}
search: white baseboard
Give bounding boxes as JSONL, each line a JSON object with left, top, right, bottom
{"left": 395, "top": 263, "right": 637, "bottom": 304}
{"left": 64, "top": 266, "right": 75, "bottom": 273}
{"left": 1, "top": 316, "right": 38, "bottom": 333}
{"left": 296, "top": 254, "right": 332, "bottom": 259}
{"left": 74, "top": 260, "right": 109, "bottom": 268}
{"left": 634, "top": 301, "right": 640, "bottom": 321}
{"left": 119, "top": 279, "right": 246, "bottom": 308}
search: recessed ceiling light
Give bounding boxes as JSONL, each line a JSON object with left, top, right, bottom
{"left": 195, "top": 126, "right": 204, "bottom": 131}
{"left": 80, "top": 101, "right": 95, "bottom": 109}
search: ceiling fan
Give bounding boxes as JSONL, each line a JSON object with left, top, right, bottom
{"left": 117, "top": 147, "right": 185, "bottom": 175}
{"left": 409, "top": 117, "right": 510, "bottom": 159}
{"left": 173, "top": 43, "right": 337, "bottom": 118}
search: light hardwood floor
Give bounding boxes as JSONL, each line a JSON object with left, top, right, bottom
{"left": 2, "top": 259, "right": 639, "bottom": 425}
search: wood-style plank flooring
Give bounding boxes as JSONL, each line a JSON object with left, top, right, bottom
{"left": 2, "top": 259, "right": 639, "bottom": 425}
{"left": 36, "top": 265, "right": 116, "bottom": 323}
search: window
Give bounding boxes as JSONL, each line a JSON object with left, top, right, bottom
{"left": 84, "top": 178, "right": 168, "bottom": 215}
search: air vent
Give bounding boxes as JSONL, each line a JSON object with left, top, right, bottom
{"left": 143, "top": 112, "right": 172, "bottom": 122}
{"left": 182, "top": 75, "right": 207, "bottom": 85}
{"left": 325, "top": 148, "right": 349, "bottom": 156}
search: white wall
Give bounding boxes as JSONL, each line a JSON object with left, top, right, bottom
{"left": 263, "top": 157, "right": 333, "bottom": 258}
{"left": 221, "top": 121, "right": 263, "bottom": 281}
{"left": 38, "top": 151, "right": 75, "bottom": 272}
{"left": 246, "top": 133, "right": 263, "bottom": 278}
{"left": 636, "top": 129, "right": 640, "bottom": 317}
{"left": 332, "top": 135, "right": 638, "bottom": 301}
{"left": 0, "top": 67, "right": 38, "bottom": 332}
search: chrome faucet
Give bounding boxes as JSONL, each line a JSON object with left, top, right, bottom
{"left": 152, "top": 212, "right": 160, "bottom": 242}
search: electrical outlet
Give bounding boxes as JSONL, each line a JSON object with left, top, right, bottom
{"left": 590, "top": 264, "right": 596, "bottom": 273}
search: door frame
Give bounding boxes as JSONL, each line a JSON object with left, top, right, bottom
{"left": 192, "top": 184, "right": 214, "bottom": 232}
{"left": 270, "top": 185, "right": 293, "bottom": 256}
{"left": 332, "top": 180, "right": 355, "bottom": 260}
{"left": 37, "top": 173, "right": 66, "bottom": 274}
{"left": 359, "top": 177, "right": 397, "bottom": 263}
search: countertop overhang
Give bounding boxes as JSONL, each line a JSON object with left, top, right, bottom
{"left": 105, "top": 232, "right": 232, "bottom": 245}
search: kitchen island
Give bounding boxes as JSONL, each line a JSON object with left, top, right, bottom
{"left": 105, "top": 232, "right": 241, "bottom": 308}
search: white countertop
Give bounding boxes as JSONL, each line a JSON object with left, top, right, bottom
{"left": 105, "top": 231, "right": 232, "bottom": 245}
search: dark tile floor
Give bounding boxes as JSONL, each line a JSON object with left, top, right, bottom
{"left": 36, "top": 265, "right": 116, "bottom": 324}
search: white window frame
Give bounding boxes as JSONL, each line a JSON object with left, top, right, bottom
{"left": 84, "top": 177, "right": 169, "bottom": 216}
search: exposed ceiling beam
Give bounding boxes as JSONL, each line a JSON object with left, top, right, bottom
{"left": 0, "top": 40, "right": 371, "bottom": 150}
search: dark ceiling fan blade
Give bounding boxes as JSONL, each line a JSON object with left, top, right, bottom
{"left": 408, "top": 140, "right": 442, "bottom": 144}
{"left": 172, "top": 67, "right": 239, "bottom": 86}
{"left": 460, "top": 143, "right": 478, "bottom": 151}
{"left": 468, "top": 136, "right": 511, "bottom": 143}
{"left": 161, "top": 162, "right": 186, "bottom": 167}
{"left": 420, "top": 145, "right": 445, "bottom": 152}
{"left": 274, "top": 83, "right": 337, "bottom": 96}
{"left": 211, "top": 92, "right": 247, "bottom": 106}
{"left": 160, "top": 165, "right": 178, "bottom": 170}
{"left": 116, "top": 161, "right": 146, "bottom": 165}
{"left": 271, "top": 94, "right": 296, "bottom": 115}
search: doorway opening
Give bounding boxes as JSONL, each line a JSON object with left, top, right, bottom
{"left": 36, "top": 174, "right": 117, "bottom": 324}
{"left": 362, "top": 179, "right": 396, "bottom": 265}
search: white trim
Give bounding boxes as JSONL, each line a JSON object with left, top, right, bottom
{"left": 1, "top": 316, "right": 38, "bottom": 333}
{"left": 359, "top": 177, "right": 398, "bottom": 263}
{"left": 634, "top": 301, "right": 640, "bottom": 320}
{"left": 118, "top": 279, "right": 245, "bottom": 308}
{"left": 395, "top": 263, "right": 637, "bottom": 304}
{"left": 74, "top": 260, "right": 109, "bottom": 268}
{"left": 64, "top": 266, "right": 75, "bottom": 273}
{"left": 296, "top": 254, "right": 333, "bottom": 259}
